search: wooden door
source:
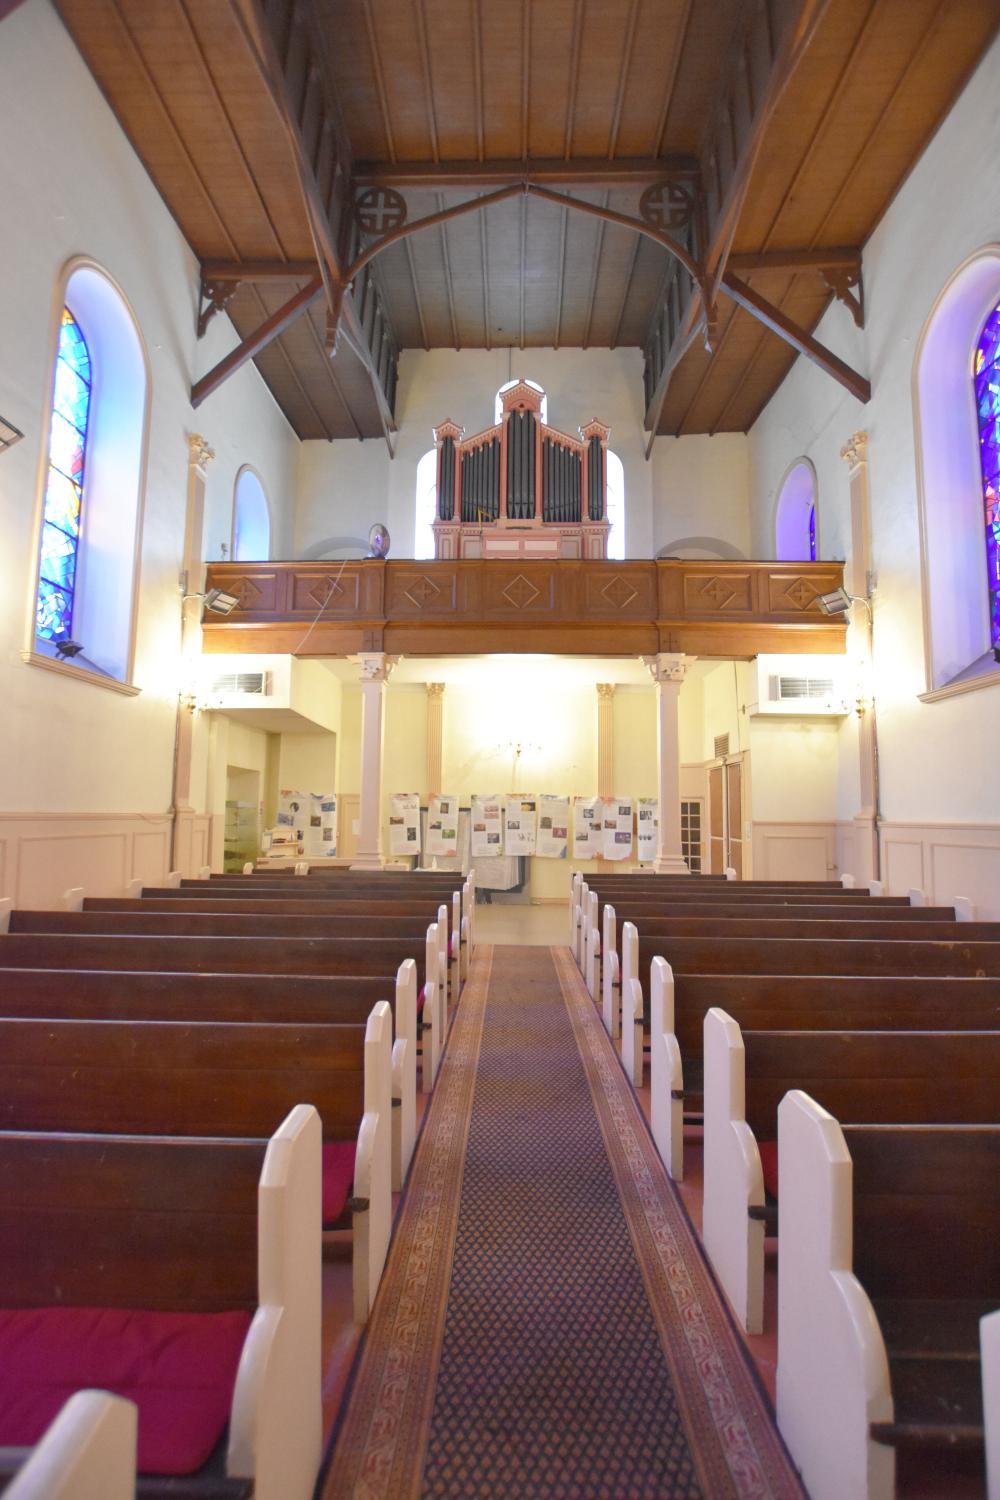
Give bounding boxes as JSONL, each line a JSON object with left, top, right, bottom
{"left": 709, "top": 766, "right": 725, "bottom": 874}
{"left": 727, "top": 761, "right": 743, "bottom": 878}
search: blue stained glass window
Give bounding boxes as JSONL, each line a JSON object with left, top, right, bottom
{"left": 807, "top": 503, "right": 816, "bottom": 561}
{"left": 36, "top": 309, "right": 91, "bottom": 642}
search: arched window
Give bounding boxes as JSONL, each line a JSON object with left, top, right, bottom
{"left": 974, "top": 301, "right": 1000, "bottom": 652}
{"left": 30, "top": 262, "right": 149, "bottom": 686}
{"left": 414, "top": 448, "right": 437, "bottom": 559}
{"left": 495, "top": 378, "right": 547, "bottom": 424}
{"left": 36, "top": 309, "right": 91, "bottom": 643}
{"left": 232, "top": 467, "right": 271, "bottom": 560}
{"left": 774, "top": 459, "right": 818, "bottom": 561}
{"left": 606, "top": 450, "right": 625, "bottom": 560}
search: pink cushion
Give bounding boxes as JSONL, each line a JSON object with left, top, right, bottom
{"left": 0, "top": 1306, "right": 251, "bottom": 1475}
{"left": 322, "top": 1139, "right": 356, "bottom": 1225}
{"left": 759, "top": 1139, "right": 779, "bottom": 1200}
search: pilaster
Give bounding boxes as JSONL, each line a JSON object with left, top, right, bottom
{"left": 426, "top": 682, "right": 445, "bottom": 797}
{"left": 596, "top": 684, "right": 615, "bottom": 798}
{"left": 171, "top": 433, "right": 214, "bottom": 875}
{"left": 350, "top": 652, "right": 398, "bottom": 870}
{"left": 644, "top": 653, "right": 693, "bottom": 874}
{"left": 841, "top": 431, "right": 878, "bottom": 882}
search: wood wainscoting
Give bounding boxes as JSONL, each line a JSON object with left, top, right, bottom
{"left": 0, "top": 812, "right": 212, "bottom": 908}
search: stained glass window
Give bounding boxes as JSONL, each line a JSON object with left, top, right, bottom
{"left": 37, "top": 308, "right": 91, "bottom": 642}
{"left": 975, "top": 300, "right": 1000, "bottom": 651}
{"left": 808, "top": 503, "right": 817, "bottom": 561}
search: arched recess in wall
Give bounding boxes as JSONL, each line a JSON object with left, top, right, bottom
{"left": 414, "top": 448, "right": 437, "bottom": 560}
{"left": 773, "top": 458, "right": 818, "bottom": 562}
{"left": 299, "top": 535, "right": 370, "bottom": 560}
{"left": 231, "top": 466, "right": 271, "bottom": 560}
{"left": 606, "top": 450, "right": 625, "bottom": 560}
{"left": 29, "top": 258, "right": 150, "bottom": 686}
{"left": 657, "top": 536, "right": 746, "bottom": 561}
{"left": 914, "top": 246, "right": 1000, "bottom": 692}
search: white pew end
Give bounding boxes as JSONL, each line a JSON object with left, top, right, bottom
{"left": 61, "top": 888, "right": 84, "bottom": 913}
{"left": 229, "top": 1102, "right": 323, "bottom": 1500}
{"left": 602, "top": 904, "right": 620, "bottom": 1038}
{"left": 0, "top": 897, "right": 12, "bottom": 934}
{"left": 392, "top": 959, "right": 418, "bottom": 1188}
{"left": 451, "top": 891, "right": 462, "bottom": 993}
{"left": 569, "top": 873, "right": 582, "bottom": 947}
{"left": 164, "top": 871, "right": 182, "bottom": 888}
{"left": 841, "top": 873, "right": 856, "bottom": 888}
{"left": 907, "top": 887, "right": 926, "bottom": 906}
{"left": 350, "top": 1003, "right": 392, "bottom": 1325}
{"left": 294, "top": 862, "right": 309, "bottom": 876}
{"left": 868, "top": 880, "right": 883, "bottom": 896}
{"left": 983, "top": 1308, "right": 1000, "bottom": 1500}
{"left": 243, "top": 862, "right": 255, "bottom": 875}
{"left": 620, "top": 977, "right": 645, "bottom": 1088}
{"left": 124, "top": 878, "right": 144, "bottom": 898}
{"left": 776, "top": 1090, "right": 893, "bottom": 1500}
{"left": 650, "top": 957, "right": 683, "bottom": 1180}
{"left": 437, "top": 904, "right": 450, "bottom": 1019}
{"left": 197, "top": 865, "right": 211, "bottom": 880}
{"left": 702, "top": 1007, "right": 765, "bottom": 1334}
{"left": 584, "top": 892, "right": 599, "bottom": 997}
{"left": 725, "top": 866, "right": 737, "bottom": 881}
{"left": 422, "top": 922, "right": 443, "bottom": 1090}
{"left": 4, "top": 1392, "right": 136, "bottom": 1500}
{"left": 574, "top": 882, "right": 588, "bottom": 967}
{"left": 955, "top": 896, "right": 977, "bottom": 921}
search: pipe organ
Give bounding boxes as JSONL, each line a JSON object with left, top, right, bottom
{"left": 432, "top": 382, "right": 611, "bottom": 560}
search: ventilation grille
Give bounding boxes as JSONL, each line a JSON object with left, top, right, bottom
{"left": 713, "top": 733, "right": 730, "bottom": 758}
{"left": 209, "top": 671, "right": 269, "bottom": 696}
{"left": 775, "top": 676, "right": 835, "bottom": 701}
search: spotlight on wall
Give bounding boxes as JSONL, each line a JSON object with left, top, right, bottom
{"left": 817, "top": 587, "right": 872, "bottom": 619}
{"left": 0, "top": 415, "right": 24, "bottom": 454}
{"left": 203, "top": 588, "right": 240, "bottom": 616}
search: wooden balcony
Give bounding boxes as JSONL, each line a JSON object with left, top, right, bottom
{"left": 200, "top": 558, "right": 848, "bottom": 658}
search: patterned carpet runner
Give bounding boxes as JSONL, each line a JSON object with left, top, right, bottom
{"left": 323, "top": 945, "right": 804, "bottom": 1499}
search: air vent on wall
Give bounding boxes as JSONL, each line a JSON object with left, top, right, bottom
{"left": 209, "top": 671, "right": 269, "bottom": 696}
{"left": 774, "top": 675, "right": 835, "bottom": 701}
{"left": 714, "top": 733, "right": 730, "bottom": 758}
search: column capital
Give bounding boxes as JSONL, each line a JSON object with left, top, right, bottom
{"left": 643, "top": 653, "right": 692, "bottom": 684}
{"left": 840, "top": 430, "right": 868, "bottom": 469}
{"left": 350, "top": 652, "right": 398, "bottom": 684}
{"left": 596, "top": 682, "right": 616, "bottom": 700}
{"left": 426, "top": 681, "right": 446, "bottom": 699}
{"left": 187, "top": 432, "right": 215, "bottom": 470}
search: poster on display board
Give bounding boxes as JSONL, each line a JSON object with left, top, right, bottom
{"left": 636, "top": 798, "right": 658, "bottom": 863}
{"left": 572, "top": 796, "right": 603, "bottom": 858}
{"left": 471, "top": 794, "right": 504, "bottom": 857}
{"left": 426, "top": 794, "right": 460, "bottom": 858}
{"left": 266, "top": 790, "right": 337, "bottom": 861}
{"left": 536, "top": 795, "right": 569, "bottom": 858}
{"left": 504, "top": 794, "right": 537, "bottom": 856}
{"left": 604, "top": 796, "right": 634, "bottom": 860}
{"left": 389, "top": 792, "right": 422, "bottom": 857}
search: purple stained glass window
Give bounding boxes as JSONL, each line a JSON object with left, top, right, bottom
{"left": 975, "top": 301, "right": 1000, "bottom": 651}
{"left": 36, "top": 308, "right": 90, "bottom": 643}
{"left": 807, "top": 503, "right": 816, "bottom": 561}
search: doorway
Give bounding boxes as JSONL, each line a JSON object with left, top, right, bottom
{"left": 708, "top": 757, "right": 745, "bottom": 877}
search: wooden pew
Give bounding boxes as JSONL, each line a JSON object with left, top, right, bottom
{"left": 646, "top": 963, "right": 1000, "bottom": 1180}
{"left": 3, "top": 1391, "right": 135, "bottom": 1500}
{"left": 0, "top": 963, "right": 418, "bottom": 1181}
{"left": 702, "top": 1014, "right": 1000, "bottom": 1334}
{"left": 0, "top": 1008, "right": 393, "bottom": 1324}
{"left": 777, "top": 1091, "right": 1000, "bottom": 1500}
{"left": 0, "top": 929, "right": 449, "bottom": 1090}
{"left": 0, "top": 1105, "right": 321, "bottom": 1500}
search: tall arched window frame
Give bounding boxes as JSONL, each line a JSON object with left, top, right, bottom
{"left": 414, "top": 448, "right": 438, "bottom": 560}
{"left": 974, "top": 301, "right": 1000, "bottom": 652}
{"left": 774, "top": 459, "right": 819, "bottom": 562}
{"left": 606, "top": 450, "right": 625, "bottom": 560}
{"left": 36, "top": 308, "right": 91, "bottom": 642}
{"left": 232, "top": 467, "right": 271, "bottom": 561}
{"left": 28, "top": 261, "right": 150, "bottom": 691}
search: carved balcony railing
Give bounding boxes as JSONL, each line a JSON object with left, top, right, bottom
{"left": 200, "top": 558, "right": 848, "bottom": 659}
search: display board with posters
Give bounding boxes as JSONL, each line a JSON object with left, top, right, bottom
{"left": 536, "top": 795, "right": 569, "bottom": 858}
{"left": 603, "top": 796, "right": 634, "bottom": 860}
{"left": 470, "top": 794, "right": 504, "bottom": 857}
{"left": 265, "top": 790, "right": 337, "bottom": 862}
{"left": 504, "top": 794, "right": 537, "bottom": 856}
{"left": 426, "top": 794, "right": 459, "bottom": 858}
{"left": 389, "top": 792, "right": 422, "bottom": 857}
{"left": 572, "top": 796, "right": 603, "bottom": 858}
{"left": 636, "top": 798, "right": 658, "bottom": 863}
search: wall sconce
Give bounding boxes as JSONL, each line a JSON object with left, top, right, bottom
{"left": 203, "top": 588, "right": 240, "bottom": 615}
{"left": 0, "top": 415, "right": 24, "bottom": 454}
{"left": 817, "top": 587, "right": 872, "bottom": 620}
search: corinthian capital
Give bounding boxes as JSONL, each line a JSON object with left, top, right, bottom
{"left": 187, "top": 432, "right": 215, "bottom": 469}
{"left": 840, "top": 430, "right": 868, "bottom": 468}
{"left": 643, "top": 653, "right": 691, "bottom": 684}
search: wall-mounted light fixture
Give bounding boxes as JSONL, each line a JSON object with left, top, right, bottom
{"left": 0, "top": 415, "right": 24, "bottom": 454}
{"left": 817, "top": 587, "right": 872, "bottom": 619}
{"left": 203, "top": 588, "right": 240, "bottom": 615}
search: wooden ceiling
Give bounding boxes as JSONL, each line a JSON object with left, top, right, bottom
{"left": 50, "top": 0, "right": 1000, "bottom": 441}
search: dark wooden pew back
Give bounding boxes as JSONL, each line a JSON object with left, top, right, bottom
{"left": 89, "top": 897, "right": 440, "bottom": 917}
{"left": 637, "top": 935, "right": 1000, "bottom": 977}
{"left": 0, "top": 933, "right": 425, "bottom": 980}
{"left": 618, "top": 916, "right": 1000, "bottom": 941}
{"left": 10, "top": 911, "right": 432, "bottom": 941}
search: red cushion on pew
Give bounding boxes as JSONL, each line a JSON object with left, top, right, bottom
{"left": 322, "top": 1139, "right": 356, "bottom": 1225}
{"left": 758, "top": 1139, "right": 779, "bottom": 1200}
{"left": 0, "top": 1306, "right": 250, "bottom": 1475}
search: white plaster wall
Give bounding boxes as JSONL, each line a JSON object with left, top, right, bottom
{"left": 0, "top": 0, "right": 297, "bottom": 843}
{"left": 651, "top": 434, "right": 751, "bottom": 558}
{"left": 296, "top": 347, "right": 654, "bottom": 559}
{"left": 747, "top": 28, "right": 1000, "bottom": 836}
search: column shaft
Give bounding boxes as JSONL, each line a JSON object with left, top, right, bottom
{"left": 350, "top": 653, "right": 397, "bottom": 870}
{"left": 596, "top": 684, "right": 615, "bottom": 799}
{"left": 645, "top": 654, "right": 691, "bottom": 874}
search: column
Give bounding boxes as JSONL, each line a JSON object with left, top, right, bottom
{"left": 841, "top": 431, "right": 878, "bottom": 884}
{"left": 349, "top": 652, "right": 397, "bottom": 870}
{"left": 426, "top": 682, "right": 445, "bottom": 796}
{"left": 596, "top": 683, "right": 615, "bottom": 798}
{"left": 171, "top": 433, "right": 214, "bottom": 875}
{"left": 645, "top": 653, "right": 692, "bottom": 874}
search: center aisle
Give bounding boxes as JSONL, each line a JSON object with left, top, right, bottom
{"left": 323, "top": 945, "right": 804, "bottom": 1499}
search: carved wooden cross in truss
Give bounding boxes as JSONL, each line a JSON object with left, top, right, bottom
{"left": 354, "top": 187, "right": 408, "bottom": 237}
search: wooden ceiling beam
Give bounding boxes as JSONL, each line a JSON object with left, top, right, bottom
{"left": 351, "top": 156, "right": 698, "bottom": 189}
{"left": 200, "top": 259, "right": 319, "bottom": 282}
{"left": 191, "top": 274, "right": 325, "bottom": 407}
{"left": 721, "top": 272, "right": 870, "bottom": 404}
{"left": 727, "top": 248, "right": 861, "bottom": 275}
